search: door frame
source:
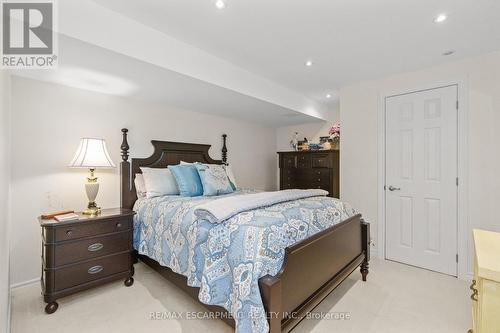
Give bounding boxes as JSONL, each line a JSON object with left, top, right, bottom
{"left": 377, "top": 78, "right": 470, "bottom": 280}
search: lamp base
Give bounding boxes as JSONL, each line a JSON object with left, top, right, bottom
{"left": 83, "top": 170, "right": 101, "bottom": 216}
{"left": 82, "top": 201, "right": 101, "bottom": 216}
{"left": 82, "top": 207, "right": 101, "bottom": 216}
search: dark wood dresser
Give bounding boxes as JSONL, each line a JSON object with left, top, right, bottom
{"left": 278, "top": 150, "right": 340, "bottom": 198}
{"left": 39, "top": 208, "right": 135, "bottom": 314}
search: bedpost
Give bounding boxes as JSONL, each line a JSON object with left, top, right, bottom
{"left": 222, "top": 134, "right": 228, "bottom": 165}
{"left": 360, "top": 219, "right": 370, "bottom": 281}
{"left": 120, "top": 128, "right": 131, "bottom": 209}
{"left": 259, "top": 275, "right": 282, "bottom": 333}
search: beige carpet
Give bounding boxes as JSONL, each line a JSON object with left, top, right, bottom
{"left": 10, "top": 258, "right": 471, "bottom": 333}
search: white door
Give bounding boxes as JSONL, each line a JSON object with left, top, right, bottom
{"left": 385, "top": 85, "right": 458, "bottom": 276}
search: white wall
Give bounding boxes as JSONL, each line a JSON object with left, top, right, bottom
{"left": 10, "top": 77, "right": 278, "bottom": 285}
{"left": 0, "top": 71, "right": 11, "bottom": 332}
{"left": 340, "top": 51, "right": 500, "bottom": 276}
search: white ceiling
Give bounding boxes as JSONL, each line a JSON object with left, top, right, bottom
{"left": 93, "top": 0, "right": 500, "bottom": 102}
{"left": 14, "top": 35, "right": 322, "bottom": 127}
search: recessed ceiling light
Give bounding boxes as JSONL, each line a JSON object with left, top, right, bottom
{"left": 442, "top": 50, "right": 455, "bottom": 56}
{"left": 434, "top": 13, "right": 447, "bottom": 23}
{"left": 215, "top": 0, "right": 226, "bottom": 9}
{"left": 326, "top": 94, "right": 332, "bottom": 99}
{"left": 305, "top": 60, "right": 313, "bottom": 67}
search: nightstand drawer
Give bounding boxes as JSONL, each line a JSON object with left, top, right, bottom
{"left": 50, "top": 252, "right": 130, "bottom": 291}
{"left": 47, "top": 231, "right": 131, "bottom": 267}
{"left": 53, "top": 217, "right": 131, "bottom": 242}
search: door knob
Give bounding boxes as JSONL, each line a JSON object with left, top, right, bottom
{"left": 388, "top": 185, "right": 401, "bottom": 191}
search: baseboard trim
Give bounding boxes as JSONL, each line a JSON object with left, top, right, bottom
{"left": 10, "top": 277, "right": 39, "bottom": 290}
{"left": 6, "top": 289, "right": 11, "bottom": 333}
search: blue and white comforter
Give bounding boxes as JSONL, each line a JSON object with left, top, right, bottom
{"left": 133, "top": 189, "right": 356, "bottom": 333}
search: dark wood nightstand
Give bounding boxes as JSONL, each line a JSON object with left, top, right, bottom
{"left": 39, "top": 208, "right": 136, "bottom": 314}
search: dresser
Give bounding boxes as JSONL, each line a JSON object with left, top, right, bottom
{"left": 278, "top": 150, "right": 339, "bottom": 198}
{"left": 40, "top": 208, "right": 135, "bottom": 314}
{"left": 470, "top": 229, "right": 500, "bottom": 333}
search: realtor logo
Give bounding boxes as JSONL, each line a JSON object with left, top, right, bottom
{"left": 1, "top": 0, "right": 57, "bottom": 69}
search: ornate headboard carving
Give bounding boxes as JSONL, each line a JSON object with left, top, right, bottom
{"left": 120, "top": 128, "right": 228, "bottom": 209}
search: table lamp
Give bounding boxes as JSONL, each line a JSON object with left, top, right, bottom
{"left": 69, "top": 138, "right": 116, "bottom": 215}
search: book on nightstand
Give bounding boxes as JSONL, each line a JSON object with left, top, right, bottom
{"left": 53, "top": 213, "right": 79, "bottom": 222}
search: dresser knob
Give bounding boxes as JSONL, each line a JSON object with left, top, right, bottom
{"left": 116, "top": 222, "right": 122, "bottom": 228}
{"left": 318, "top": 179, "right": 321, "bottom": 181}
{"left": 66, "top": 230, "right": 73, "bottom": 236}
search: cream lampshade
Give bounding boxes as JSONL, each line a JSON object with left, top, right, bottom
{"left": 69, "top": 138, "right": 115, "bottom": 215}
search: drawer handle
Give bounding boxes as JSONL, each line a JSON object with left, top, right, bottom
{"left": 470, "top": 280, "right": 478, "bottom": 301}
{"left": 318, "top": 178, "right": 321, "bottom": 181}
{"left": 66, "top": 230, "right": 73, "bottom": 236}
{"left": 88, "top": 265, "right": 103, "bottom": 274}
{"left": 88, "top": 243, "right": 104, "bottom": 252}
{"left": 116, "top": 222, "right": 122, "bottom": 228}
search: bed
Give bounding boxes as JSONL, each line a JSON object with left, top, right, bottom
{"left": 119, "top": 128, "right": 370, "bottom": 333}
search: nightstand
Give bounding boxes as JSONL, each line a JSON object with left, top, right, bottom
{"left": 39, "top": 208, "right": 136, "bottom": 314}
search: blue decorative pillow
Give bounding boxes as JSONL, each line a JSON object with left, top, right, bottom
{"left": 169, "top": 164, "right": 203, "bottom": 197}
{"left": 195, "top": 163, "right": 234, "bottom": 196}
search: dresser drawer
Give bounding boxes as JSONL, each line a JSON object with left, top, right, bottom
{"left": 312, "top": 174, "right": 330, "bottom": 184}
{"left": 312, "top": 182, "right": 330, "bottom": 191}
{"left": 280, "top": 155, "right": 297, "bottom": 169}
{"left": 312, "top": 154, "right": 332, "bottom": 168}
{"left": 293, "top": 169, "right": 312, "bottom": 181}
{"left": 49, "top": 252, "right": 130, "bottom": 291}
{"left": 281, "top": 181, "right": 295, "bottom": 190}
{"left": 296, "top": 154, "right": 311, "bottom": 168}
{"left": 47, "top": 231, "right": 131, "bottom": 267}
{"left": 52, "top": 217, "right": 132, "bottom": 242}
{"left": 311, "top": 169, "right": 330, "bottom": 177}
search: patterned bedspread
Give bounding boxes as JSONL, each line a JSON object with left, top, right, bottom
{"left": 133, "top": 190, "right": 356, "bottom": 333}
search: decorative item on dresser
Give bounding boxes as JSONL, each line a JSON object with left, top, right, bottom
{"left": 278, "top": 150, "right": 340, "bottom": 198}
{"left": 469, "top": 229, "right": 500, "bottom": 333}
{"left": 121, "top": 128, "right": 369, "bottom": 333}
{"left": 40, "top": 208, "right": 135, "bottom": 314}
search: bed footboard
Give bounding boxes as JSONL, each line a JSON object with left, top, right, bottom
{"left": 259, "top": 214, "right": 370, "bottom": 333}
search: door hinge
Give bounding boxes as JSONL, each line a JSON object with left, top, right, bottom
{"left": 456, "top": 100, "right": 459, "bottom": 110}
{"left": 456, "top": 177, "right": 459, "bottom": 186}
{"left": 456, "top": 254, "right": 459, "bottom": 263}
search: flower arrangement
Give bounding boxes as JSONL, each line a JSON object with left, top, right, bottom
{"left": 329, "top": 122, "right": 340, "bottom": 141}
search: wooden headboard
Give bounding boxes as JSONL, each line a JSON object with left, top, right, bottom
{"left": 120, "top": 128, "right": 228, "bottom": 209}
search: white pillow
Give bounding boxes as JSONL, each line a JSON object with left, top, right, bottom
{"left": 140, "top": 167, "right": 180, "bottom": 198}
{"left": 223, "top": 165, "right": 237, "bottom": 189}
{"left": 134, "top": 174, "right": 147, "bottom": 198}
